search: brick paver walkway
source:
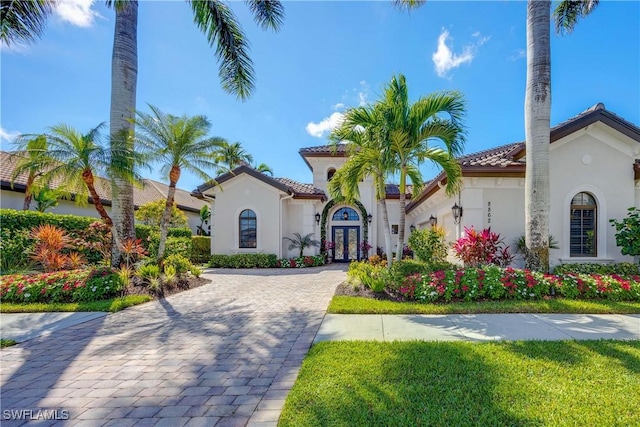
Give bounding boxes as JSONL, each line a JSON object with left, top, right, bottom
{"left": 1, "top": 265, "right": 347, "bottom": 427}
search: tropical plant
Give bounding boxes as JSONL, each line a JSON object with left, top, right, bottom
{"left": 0, "top": 0, "right": 57, "bottom": 47}
{"left": 32, "top": 187, "right": 69, "bottom": 213}
{"left": 134, "top": 199, "right": 189, "bottom": 228}
{"left": 163, "top": 264, "right": 177, "bottom": 285}
{"left": 283, "top": 233, "right": 321, "bottom": 258}
{"left": 514, "top": 234, "right": 559, "bottom": 258}
{"left": 119, "top": 238, "right": 147, "bottom": 269}
{"left": 453, "top": 227, "right": 515, "bottom": 268}
{"left": 610, "top": 207, "right": 640, "bottom": 260}
{"left": 408, "top": 226, "right": 449, "bottom": 264}
{"left": 215, "top": 141, "right": 254, "bottom": 175}
{"left": 137, "top": 263, "right": 160, "bottom": 283}
{"left": 197, "top": 204, "right": 211, "bottom": 236}
{"left": 134, "top": 105, "right": 225, "bottom": 261}
{"left": 9, "top": 135, "right": 50, "bottom": 210}
{"left": 329, "top": 101, "right": 397, "bottom": 267}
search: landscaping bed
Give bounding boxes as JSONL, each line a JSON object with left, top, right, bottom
{"left": 280, "top": 340, "right": 640, "bottom": 427}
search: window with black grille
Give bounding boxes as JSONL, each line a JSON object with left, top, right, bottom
{"left": 570, "top": 192, "right": 596, "bottom": 257}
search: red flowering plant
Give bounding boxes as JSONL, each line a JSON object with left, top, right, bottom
{"left": 276, "top": 255, "right": 325, "bottom": 268}
{"left": 399, "top": 273, "right": 422, "bottom": 299}
{"left": 453, "top": 227, "right": 514, "bottom": 267}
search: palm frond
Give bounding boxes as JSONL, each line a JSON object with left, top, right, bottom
{"left": 1, "top": 0, "right": 56, "bottom": 47}
{"left": 553, "top": 0, "right": 599, "bottom": 35}
{"left": 245, "top": 0, "right": 284, "bottom": 31}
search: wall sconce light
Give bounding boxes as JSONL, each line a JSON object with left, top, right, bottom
{"left": 343, "top": 210, "right": 349, "bottom": 220}
{"left": 452, "top": 203, "right": 463, "bottom": 225}
{"left": 410, "top": 225, "right": 416, "bottom": 232}
{"left": 315, "top": 213, "right": 321, "bottom": 225}
{"left": 367, "top": 213, "right": 373, "bottom": 224}
{"left": 429, "top": 215, "right": 437, "bottom": 227}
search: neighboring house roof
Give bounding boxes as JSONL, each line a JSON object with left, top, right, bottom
{"left": 385, "top": 184, "right": 414, "bottom": 199}
{"left": 407, "top": 103, "right": 640, "bottom": 213}
{"left": 192, "top": 165, "right": 326, "bottom": 201}
{"left": 0, "top": 151, "right": 206, "bottom": 213}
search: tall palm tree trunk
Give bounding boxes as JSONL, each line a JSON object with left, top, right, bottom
{"left": 396, "top": 170, "right": 407, "bottom": 262}
{"left": 380, "top": 198, "right": 394, "bottom": 267}
{"left": 157, "top": 166, "right": 180, "bottom": 261}
{"left": 524, "top": 0, "right": 551, "bottom": 272}
{"left": 109, "top": 0, "right": 138, "bottom": 266}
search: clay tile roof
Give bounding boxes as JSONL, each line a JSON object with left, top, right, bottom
{"left": 457, "top": 142, "right": 524, "bottom": 168}
{"left": 299, "top": 144, "right": 350, "bottom": 155}
{"left": 0, "top": 151, "right": 205, "bottom": 212}
{"left": 274, "top": 177, "right": 326, "bottom": 198}
{"left": 384, "top": 184, "right": 414, "bottom": 198}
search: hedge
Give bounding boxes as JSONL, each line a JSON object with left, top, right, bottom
{"left": 209, "top": 253, "right": 278, "bottom": 268}
{"left": 191, "top": 236, "right": 211, "bottom": 264}
{"left": 0, "top": 209, "right": 193, "bottom": 270}
{"left": 553, "top": 262, "right": 640, "bottom": 276}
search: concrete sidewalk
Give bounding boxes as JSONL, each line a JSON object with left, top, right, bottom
{"left": 0, "top": 312, "right": 107, "bottom": 342}
{"left": 315, "top": 313, "right": 640, "bottom": 342}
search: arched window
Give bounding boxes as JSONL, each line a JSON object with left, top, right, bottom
{"left": 332, "top": 207, "right": 359, "bottom": 221}
{"left": 327, "top": 168, "right": 336, "bottom": 181}
{"left": 239, "top": 209, "right": 257, "bottom": 248}
{"left": 570, "top": 192, "right": 597, "bottom": 257}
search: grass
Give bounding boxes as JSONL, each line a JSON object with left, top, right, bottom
{"left": 0, "top": 295, "right": 152, "bottom": 313}
{"left": 1, "top": 339, "right": 17, "bottom": 348}
{"left": 328, "top": 295, "right": 640, "bottom": 314}
{"left": 280, "top": 340, "right": 640, "bottom": 427}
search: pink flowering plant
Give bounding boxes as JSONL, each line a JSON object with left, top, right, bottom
{"left": 275, "top": 255, "right": 325, "bottom": 268}
{"left": 0, "top": 267, "right": 122, "bottom": 304}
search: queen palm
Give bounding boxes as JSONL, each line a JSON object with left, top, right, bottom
{"left": 215, "top": 141, "right": 254, "bottom": 175}
{"left": 330, "top": 104, "right": 397, "bottom": 266}
{"left": 254, "top": 162, "right": 274, "bottom": 176}
{"left": 0, "top": 0, "right": 56, "bottom": 47}
{"left": 283, "top": 233, "right": 320, "bottom": 258}
{"left": 134, "top": 105, "right": 226, "bottom": 261}
{"left": 380, "top": 75, "right": 466, "bottom": 261}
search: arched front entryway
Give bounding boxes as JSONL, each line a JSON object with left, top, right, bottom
{"left": 320, "top": 199, "right": 369, "bottom": 262}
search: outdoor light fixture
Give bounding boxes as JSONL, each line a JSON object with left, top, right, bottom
{"left": 452, "top": 203, "right": 463, "bottom": 225}
{"left": 429, "top": 215, "right": 437, "bottom": 227}
{"left": 410, "top": 225, "right": 416, "bottom": 232}
{"left": 367, "top": 213, "right": 373, "bottom": 224}
{"left": 343, "top": 211, "right": 349, "bottom": 220}
{"left": 315, "top": 213, "right": 321, "bottom": 225}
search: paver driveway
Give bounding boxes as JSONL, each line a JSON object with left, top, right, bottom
{"left": 1, "top": 265, "right": 347, "bottom": 427}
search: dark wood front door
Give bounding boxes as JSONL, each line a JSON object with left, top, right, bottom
{"left": 332, "top": 226, "right": 360, "bottom": 262}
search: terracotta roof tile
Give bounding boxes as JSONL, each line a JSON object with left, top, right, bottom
{"left": 457, "top": 142, "right": 524, "bottom": 168}
{"left": 299, "top": 144, "right": 350, "bottom": 155}
{"left": 274, "top": 177, "right": 326, "bottom": 198}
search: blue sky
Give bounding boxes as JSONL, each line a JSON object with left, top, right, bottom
{"left": 2, "top": 1, "right": 639, "bottom": 193}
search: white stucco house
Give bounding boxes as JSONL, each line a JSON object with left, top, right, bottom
{"left": 193, "top": 103, "right": 640, "bottom": 267}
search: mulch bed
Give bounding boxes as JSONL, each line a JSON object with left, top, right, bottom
{"left": 334, "top": 281, "right": 404, "bottom": 302}
{"left": 125, "top": 276, "right": 211, "bottom": 299}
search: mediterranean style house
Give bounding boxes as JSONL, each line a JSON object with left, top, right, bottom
{"left": 194, "top": 103, "right": 640, "bottom": 267}
{"left": 0, "top": 151, "right": 207, "bottom": 234}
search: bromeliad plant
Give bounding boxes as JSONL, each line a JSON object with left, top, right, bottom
{"left": 29, "top": 224, "right": 86, "bottom": 272}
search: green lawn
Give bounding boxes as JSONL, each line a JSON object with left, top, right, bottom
{"left": 280, "top": 340, "right": 640, "bottom": 427}
{"left": 0, "top": 295, "right": 152, "bottom": 313}
{"left": 328, "top": 295, "right": 640, "bottom": 314}
{"left": 0, "top": 339, "right": 17, "bottom": 348}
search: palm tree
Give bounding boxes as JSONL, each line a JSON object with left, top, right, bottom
{"left": 523, "top": 0, "right": 599, "bottom": 272}
{"left": 215, "top": 141, "right": 254, "bottom": 175}
{"left": 107, "top": 0, "right": 285, "bottom": 264}
{"left": 198, "top": 204, "right": 211, "bottom": 236}
{"left": 254, "top": 162, "right": 274, "bottom": 176}
{"left": 330, "top": 103, "right": 398, "bottom": 267}
{"left": 33, "top": 187, "right": 70, "bottom": 212}
{"left": 134, "top": 104, "right": 226, "bottom": 261}
{"left": 0, "top": 0, "right": 57, "bottom": 47}
{"left": 10, "top": 135, "right": 50, "bottom": 210}
{"left": 283, "top": 233, "right": 320, "bottom": 258}
{"left": 380, "top": 75, "right": 466, "bottom": 261}
{"left": 14, "top": 123, "right": 114, "bottom": 223}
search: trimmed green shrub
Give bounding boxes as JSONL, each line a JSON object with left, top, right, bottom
{"left": 408, "top": 226, "right": 449, "bottom": 264}
{"left": 164, "top": 254, "right": 192, "bottom": 275}
{"left": 610, "top": 207, "right": 640, "bottom": 257}
{"left": 209, "top": 253, "right": 279, "bottom": 268}
{"left": 147, "top": 236, "right": 192, "bottom": 260}
{"left": 553, "top": 262, "right": 640, "bottom": 276}
{"left": 191, "top": 236, "right": 211, "bottom": 264}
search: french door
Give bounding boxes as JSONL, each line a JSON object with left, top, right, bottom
{"left": 332, "top": 226, "right": 360, "bottom": 262}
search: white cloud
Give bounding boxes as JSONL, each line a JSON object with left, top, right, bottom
{"left": 306, "top": 112, "right": 344, "bottom": 138}
{"left": 55, "top": 0, "right": 99, "bottom": 27}
{"left": 432, "top": 29, "right": 489, "bottom": 78}
{"left": 0, "top": 127, "right": 21, "bottom": 144}
{"left": 510, "top": 49, "right": 526, "bottom": 61}
{"left": 333, "top": 102, "right": 345, "bottom": 111}
{"left": 357, "top": 80, "right": 370, "bottom": 106}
